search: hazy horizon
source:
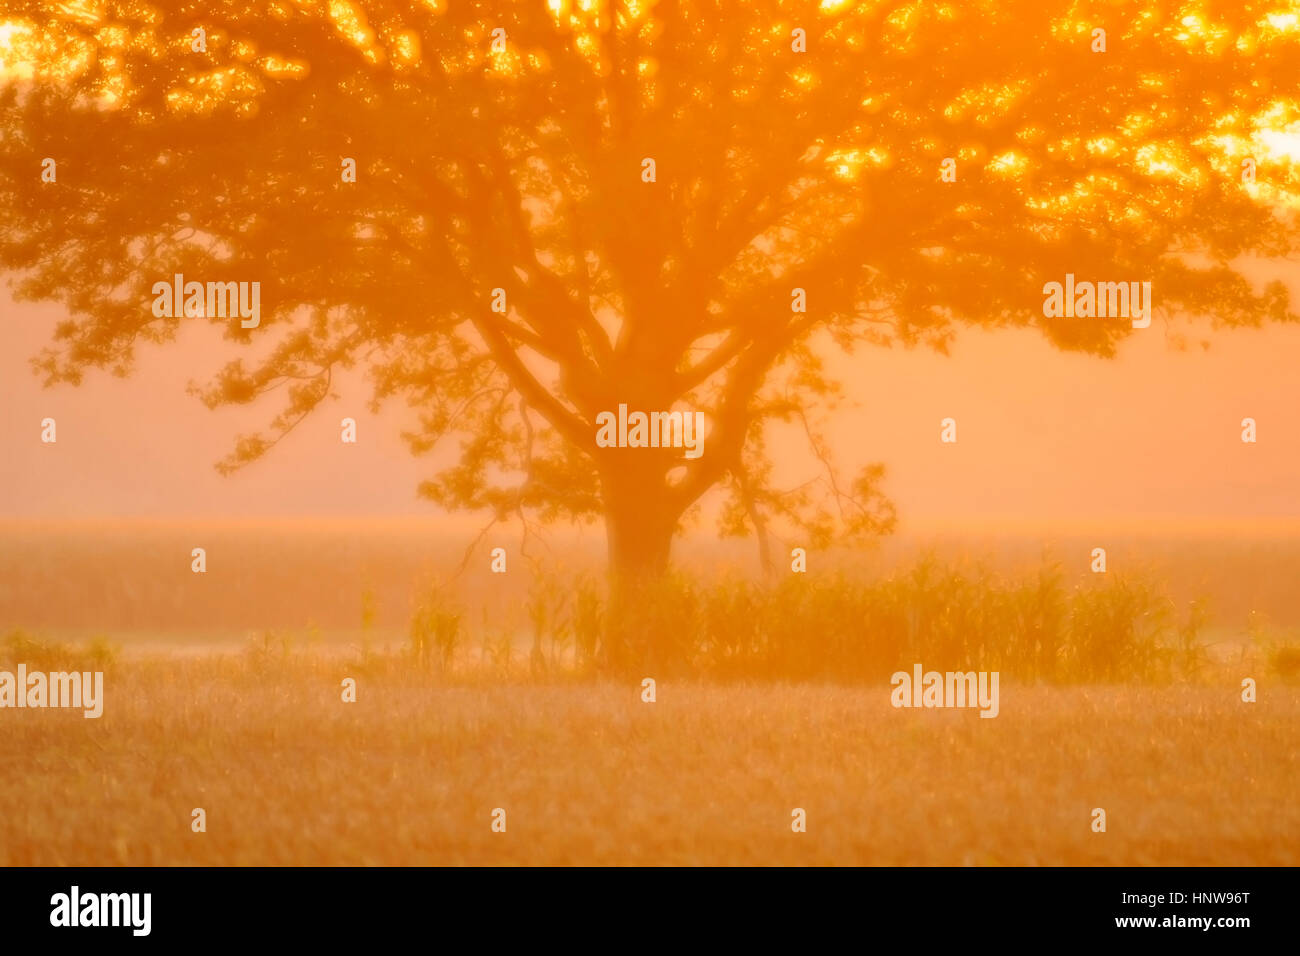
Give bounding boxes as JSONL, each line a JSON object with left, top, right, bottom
{"left": 6, "top": 265, "right": 1300, "bottom": 526}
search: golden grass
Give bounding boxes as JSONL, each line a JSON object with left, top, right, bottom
{"left": 1, "top": 653, "right": 1296, "bottom": 866}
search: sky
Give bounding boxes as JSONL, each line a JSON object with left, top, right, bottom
{"left": 2, "top": 6, "right": 1300, "bottom": 535}
{"left": 4, "top": 264, "right": 1300, "bottom": 529}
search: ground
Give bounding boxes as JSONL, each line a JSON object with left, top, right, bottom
{"left": 2, "top": 655, "right": 1295, "bottom": 865}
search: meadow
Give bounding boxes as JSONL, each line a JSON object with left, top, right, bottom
{"left": 1, "top": 519, "right": 1298, "bottom": 865}
{"left": 1, "top": 652, "right": 1295, "bottom": 865}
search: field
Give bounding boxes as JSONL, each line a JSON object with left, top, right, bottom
{"left": 1, "top": 655, "right": 1297, "bottom": 866}
{"left": 2, "top": 519, "right": 1299, "bottom": 865}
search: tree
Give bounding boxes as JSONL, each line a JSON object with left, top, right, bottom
{"left": 2, "top": 1, "right": 1297, "bottom": 666}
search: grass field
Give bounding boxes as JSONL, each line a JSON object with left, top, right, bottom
{"left": 3, "top": 521, "right": 1298, "bottom": 865}
{"left": 1, "top": 652, "right": 1296, "bottom": 866}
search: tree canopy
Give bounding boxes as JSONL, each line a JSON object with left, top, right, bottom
{"left": 2, "top": 0, "right": 1298, "bottom": 591}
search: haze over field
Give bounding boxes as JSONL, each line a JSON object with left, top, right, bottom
{"left": 5, "top": 289, "right": 1300, "bottom": 524}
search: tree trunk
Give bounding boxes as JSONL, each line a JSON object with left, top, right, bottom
{"left": 601, "top": 469, "right": 679, "bottom": 674}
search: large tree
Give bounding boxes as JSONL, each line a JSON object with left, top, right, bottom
{"left": 2, "top": 0, "right": 1298, "bottom": 659}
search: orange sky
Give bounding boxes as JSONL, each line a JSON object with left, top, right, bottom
{"left": 4, "top": 261, "right": 1299, "bottom": 527}
{"left": 3, "top": 6, "right": 1300, "bottom": 535}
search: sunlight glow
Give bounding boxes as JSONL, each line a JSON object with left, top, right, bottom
{"left": 0, "top": 20, "right": 34, "bottom": 81}
{"left": 1259, "top": 128, "right": 1300, "bottom": 162}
